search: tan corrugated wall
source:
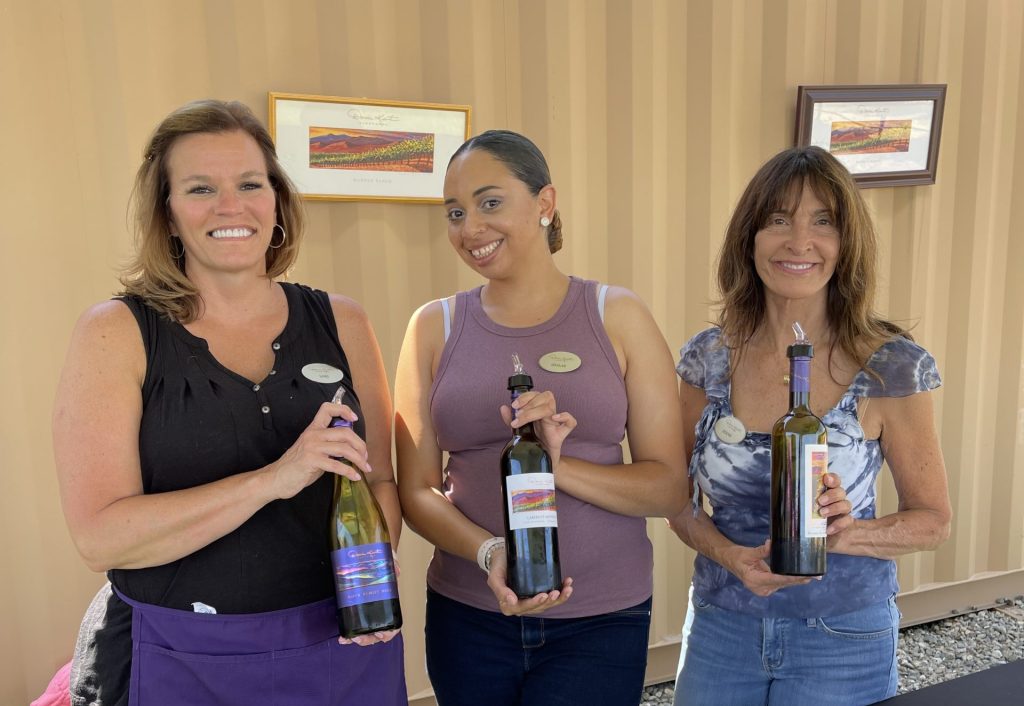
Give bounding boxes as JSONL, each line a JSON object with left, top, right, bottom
{"left": 1, "top": 0, "right": 1022, "bottom": 702}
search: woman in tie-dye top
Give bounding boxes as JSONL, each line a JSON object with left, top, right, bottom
{"left": 669, "top": 146, "right": 952, "bottom": 706}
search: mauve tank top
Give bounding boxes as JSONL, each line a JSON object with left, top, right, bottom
{"left": 427, "top": 276, "right": 653, "bottom": 618}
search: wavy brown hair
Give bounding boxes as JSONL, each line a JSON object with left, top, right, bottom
{"left": 119, "top": 99, "right": 305, "bottom": 323}
{"left": 716, "top": 146, "right": 907, "bottom": 376}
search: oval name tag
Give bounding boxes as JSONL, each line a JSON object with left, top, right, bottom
{"left": 538, "top": 351, "right": 582, "bottom": 373}
{"left": 714, "top": 416, "right": 747, "bottom": 444}
{"left": 301, "top": 363, "right": 344, "bottom": 384}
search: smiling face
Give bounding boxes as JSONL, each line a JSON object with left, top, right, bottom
{"left": 753, "top": 181, "right": 840, "bottom": 305}
{"left": 442, "top": 149, "right": 554, "bottom": 277}
{"left": 165, "top": 130, "right": 278, "bottom": 280}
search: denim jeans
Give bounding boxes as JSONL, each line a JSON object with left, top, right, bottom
{"left": 425, "top": 588, "right": 652, "bottom": 706}
{"left": 674, "top": 586, "right": 900, "bottom": 706}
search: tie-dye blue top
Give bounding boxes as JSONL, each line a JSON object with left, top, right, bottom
{"left": 677, "top": 328, "right": 941, "bottom": 618}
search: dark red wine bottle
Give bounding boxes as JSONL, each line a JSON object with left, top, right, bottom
{"left": 770, "top": 323, "right": 828, "bottom": 576}
{"left": 499, "top": 354, "right": 562, "bottom": 597}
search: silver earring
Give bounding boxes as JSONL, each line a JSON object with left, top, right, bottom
{"left": 270, "top": 223, "right": 287, "bottom": 249}
{"left": 540, "top": 216, "right": 551, "bottom": 228}
{"left": 169, "top": 235, "right": 184, "bottom": 259}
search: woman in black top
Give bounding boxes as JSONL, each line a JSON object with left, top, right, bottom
{"left": 54, "top": 100, "right": 406, "bottom": 705}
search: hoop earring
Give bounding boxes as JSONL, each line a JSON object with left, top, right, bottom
{"left": 169, "top": 235, "right": 185, "bottom": 259}
{"left": 270, "top": 223, "right": 287, "bottom": 249}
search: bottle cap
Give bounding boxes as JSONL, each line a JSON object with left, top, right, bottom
{"left": 787, "top": 342, "right": 814, "bottom": 358}
{"left": 507, "top": 373, "right": 533, "bottom": 390}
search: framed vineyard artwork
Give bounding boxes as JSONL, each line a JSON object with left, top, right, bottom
{"left": 268, "top": 93, "right": 471, "bottom": 203}
{"left": 794, "top": 85, "right": 946, "bottom": 188}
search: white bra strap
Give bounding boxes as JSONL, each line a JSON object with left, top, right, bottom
{"left": 597, "top": 284, "right": 609, "bottom": 323}
{"left": 441, "top": 297, "right": 452, "bottom": 342}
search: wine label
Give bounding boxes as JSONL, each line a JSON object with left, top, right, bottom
{"left": 331, "top": 542, "right": 399, "bottom": 608}
{"left": 302, "top": 363, "right": 344, "bottom": 384}
{"left": 538, "top": 351, "right": 582, "bottom": 373}
{"left": 505, "top": 473, "right": 558, "bottom": 530}
{"left": 802, "top": 444, "right": 828, "bottom": 539}
{"left": 714, "top": 416, "right": 747, "bottom": 444}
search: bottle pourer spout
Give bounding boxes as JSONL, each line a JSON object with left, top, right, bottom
{"left": 792, "top": 321, "right": 809, "bottom": 345}
{"left": 331, "top": 373, "right": 346, "bottom": 405}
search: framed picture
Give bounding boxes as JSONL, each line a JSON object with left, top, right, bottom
{"left": 794, "top": 84, "right": 946, "bottom": 188}
{"left": 268, "top": 92, "right": 471, "bottom": 203}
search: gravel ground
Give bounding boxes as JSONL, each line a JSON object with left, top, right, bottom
{"left": 640, "top": 596, "right": 1024, "bottom": 705}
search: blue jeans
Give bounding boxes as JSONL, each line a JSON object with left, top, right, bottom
{"left": 674, "top": 587, "right": 899, "bottom": 706}
{"left": 425, "top": 588, "right": 652, "bottom": 706}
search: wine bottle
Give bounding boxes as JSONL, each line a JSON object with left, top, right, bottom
{"left": 500, "top": 354, "right": 562, "bottom": 597}
{"left": 327, "top": 384, "right": 403, "bottom": 638}
{"left": 770, "top": 322, "right": 828, "bottom": 576}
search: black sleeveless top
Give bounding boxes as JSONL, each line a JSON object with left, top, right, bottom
{"left": 79, "top": 283, "right": 363, "bottom": 704}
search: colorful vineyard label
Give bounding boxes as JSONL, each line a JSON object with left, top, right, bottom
{"left": 331, "top": 542, "right": 398, "bottom": 608}
{"left": 803, "top": 444, "right": 829, "bottom": 539}
{"left": 506, "top": 473, "right": 558, "bottom": 530}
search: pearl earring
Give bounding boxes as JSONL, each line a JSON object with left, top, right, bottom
{"left": 540, "top": 216, "right": 551, "bottom": 228}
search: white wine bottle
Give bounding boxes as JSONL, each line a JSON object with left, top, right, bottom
{"left": 500, "top": 354, "right": 562, "bottom": 597}
{"left": 770, "top": 323, "right": 828, "bottom": 576}
{"left": 328, "top": 384, "right": 403, "bottom": 638}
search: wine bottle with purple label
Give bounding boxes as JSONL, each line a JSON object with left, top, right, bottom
{"left": 770, "top": 322, "right": 828, "bottom": 576}
{"left": 328, "top": 385, "right": 402, "bottom": 638}
{"left": 500, "top": 354, "right": 562, "bottom": 597}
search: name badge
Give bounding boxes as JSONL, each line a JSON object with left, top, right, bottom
{"left": 538, "top": 351, "right": 582, "bottom": 373}
{"left": 301, "top": 363, "right": 344, "bottom": 384}
{"left": 714, "top": 416, "right": 747, "bottom": 444}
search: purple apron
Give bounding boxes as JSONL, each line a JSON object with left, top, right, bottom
{"left": 114, "top": 587, "right": 407, "bottom": 705}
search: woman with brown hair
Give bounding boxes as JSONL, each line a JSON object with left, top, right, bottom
{"left": 54, "top": 99, "right": 406, "bottom": 705}
{"left": 669, "top": 146, "right": 952, "bottom": 705}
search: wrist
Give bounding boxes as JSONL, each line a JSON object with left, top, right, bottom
{"left": 476, "top": 537, "right": 505, "bottom": 573}
{"left": 711, "top": 541, "right": 740, "bottom": 574}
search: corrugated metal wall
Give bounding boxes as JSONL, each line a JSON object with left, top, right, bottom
{"left": 1, "top": 0, "right": 1021, "bottom": 702}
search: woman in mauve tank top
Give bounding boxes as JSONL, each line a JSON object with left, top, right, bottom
{"left": 395, "top": 130, "right": 687, "bottom": 706}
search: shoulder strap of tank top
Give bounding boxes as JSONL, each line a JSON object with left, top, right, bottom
{"left": 441, "top": 297, "right": 452, "bottom": 342}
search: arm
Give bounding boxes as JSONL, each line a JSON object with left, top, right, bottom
{"left": 827, "top": 390, "right": 952, "bottom": 559}
{"left": 395, "top": 301, "right": 491, "bottom": 560}
{"left": 394, "top": 301, "right": 571, "bottom": 614}
{"left": 545, "top": 288, "right": 686, "bottom": 517}
{"left": 54, "top": 301, "right": 368, "bottom": 572}
{"left": 330, "top": 294, "right": 402, "bottom": 547}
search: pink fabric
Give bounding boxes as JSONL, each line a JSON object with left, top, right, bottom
{"left": 31, "top": 661, "right": 71, "bottom": 706}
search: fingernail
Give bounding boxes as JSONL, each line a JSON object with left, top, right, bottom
{"left": 365, "top": 463, "right": 373, "bottom": 472}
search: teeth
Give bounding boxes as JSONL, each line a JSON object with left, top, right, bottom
{"left": 778, "top": 262, "right": 814, "bottom": 271}
{"left": 209, "top": 228, "right": 254, "bottom": 239}
{"left": 471, "top": 240, "right": 502, "bottom": 259}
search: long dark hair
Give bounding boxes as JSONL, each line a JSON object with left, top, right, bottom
{"left": 716, "top": 146, "right": 907, "bottom": 374}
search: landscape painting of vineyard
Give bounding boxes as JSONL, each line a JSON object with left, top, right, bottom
{"left": 511, "top": 488, "right": 557, "bottom": 514}
{"left": 308, "top": 127, "right": 435, "bottom": 172}
{"left": 829, "top": 119, "right": 912, "bottom": 155}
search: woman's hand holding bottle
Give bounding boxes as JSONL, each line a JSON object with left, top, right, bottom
{"left": 265, "top": 401, "right": 370, "bottom": 500}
